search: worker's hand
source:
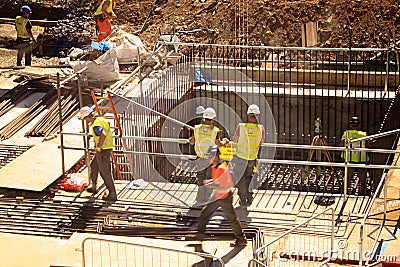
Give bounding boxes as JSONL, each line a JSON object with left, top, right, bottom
{"left": 203, "top": 179, "right": 213, "bottom": 185}
{"left": 95, "top": 147, "right": 102, "bottom": 152}
{"left": 220, "top": 137, "right": 230, "bottom": 146}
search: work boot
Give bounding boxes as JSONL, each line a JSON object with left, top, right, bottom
{"left": 230, "top": 238, "right": 247, "bottom": 247}
{"left": 86, "top": 186, "right": 97, "bottom": 193}
{"left": 186, "top": 233, "right": 206, "bottom": 241}
{"left": 247, "top": 194, "right": 254, "bottom": 206}
{"left": 239, "top": 198, "right": 247, "bottom": 206}
{"left": 102, "top": 194, "right": 117, "bottom": 202}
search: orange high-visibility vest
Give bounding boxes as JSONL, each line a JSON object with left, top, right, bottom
{"left": 212, "top": 162, "right": 233, "bottom": 199}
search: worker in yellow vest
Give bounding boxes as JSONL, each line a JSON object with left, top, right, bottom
{"left": 189, "top": 107, "right": 222, "bottom": 206}
{"left": 79, "top": 106, "right": 117, "bottom": 201}
{"left": 340, "top": 116, "right": 370, "bottom": 195}
{"left": 15, "top": 6, "right": 37, "bottom": 66}
{"left": 94, "top": 0, "right": 123, "bottom": 42}
{"left": 232, "top": 104, "right": 265, "bottom": 206}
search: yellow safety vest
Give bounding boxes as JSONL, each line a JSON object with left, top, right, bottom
{"left": 235, "top": 123, "right": 263, "bottom": 160}
{"left": 15, "top": 16, "right": 30, "bottom": 39}
{"left": 94, "top": 0, "right": 114, "bottom": 16}
{"left": 194, "top": 124, "right": 220, "bottom": 158}
{"left": 341, "top": 130, "right": 368, "bottom": 162}
{"left": 92, "top": 117, "right": 113, "bottom": 150}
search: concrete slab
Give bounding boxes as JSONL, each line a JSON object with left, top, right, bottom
{"left": 0, "top": 232, "right": 67, "bottom": 267}
{"left": 0, "top": 142, "right": 83, "bottom": 191}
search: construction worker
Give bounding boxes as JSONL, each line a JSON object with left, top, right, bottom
{"left": 79, "top": 106, "right": 117, "bottom": 201}
{"left": 232, "top": 104, "right": 265, "bottom": 206}
{"left": 15, "top": 6, "right": 37, "bottom": 66}
{"left": 340, "top": 116, "right": 370, "bottom": 195}
{"left": 189, "top": 107, "right": 222, "bottom": 206}
{"left": 187, "top": 145, "right": 247, "bottom": 247}
{"left": 94, "top": 0, "right": 123, "bottom": 42}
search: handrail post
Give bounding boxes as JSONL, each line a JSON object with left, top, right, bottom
{"left": 56, "top": 72, "right": 66, "bottom": 175}
{"left": 344, "top": 131, "right": 350, "bottom": 199}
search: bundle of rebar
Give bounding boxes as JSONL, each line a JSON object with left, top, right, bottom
{"left": 0, "top": 99, "right": 14, "bottom": 118}
{"left": 0, "top": 101, "right": 46, "bottom": 141}
{"left": 25, "top": 95, "right": 79, "bottom": 137}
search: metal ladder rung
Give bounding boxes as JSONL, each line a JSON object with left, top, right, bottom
{"left": 115, "top": 162, "right": 130, "bottom": 166}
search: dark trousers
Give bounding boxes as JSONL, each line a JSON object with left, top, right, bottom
{"left": 197, "top": 192, "right": 246, "bottom": 242}
{"left": 90, "top": 149, "right": 117, "bottom": 198}
{"left": 195, "top": 158, "right": 213, "bottom": 204}
{"left": 233, "top": 156, "right": 256, "bottom": 204}
{"left": 347, "top": 165, "right": 368, "bottom": 195}
{"left": 16, "top": 39, "right": 32, "bottom": 66}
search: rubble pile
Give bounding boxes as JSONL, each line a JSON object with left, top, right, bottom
{"left": 0, "top": 0, "right": 399, "bottom": 57}
{"left": 126, "top": 0, "right": 400, "bottom": 48}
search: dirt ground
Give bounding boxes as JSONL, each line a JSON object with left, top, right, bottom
{"left": 0, "top": 0, "right": 399, "bottom": 66}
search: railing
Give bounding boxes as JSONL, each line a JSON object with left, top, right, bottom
{"left": 119, "top": 43, "right": 400, "bottom": 187}
{"left": 81, "top": 237, "right": 225, "bottom": 267}
{"left": 248, "top": 207, "right": 334, "bottom": 267}
{"left": 358, "top": 130, "right": 400, "bottom": 266}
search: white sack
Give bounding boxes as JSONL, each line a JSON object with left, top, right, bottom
{"left": 108, "top": 30, "right": 147, "bottom": 63}
{"left": 69, "top": 48, "right": 120, "bottom": 82}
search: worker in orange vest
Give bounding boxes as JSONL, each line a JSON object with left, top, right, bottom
{"left": 94, "top": 0, "right": 123, "bottom": 42}
{"left": 187, "top": 145, "right": 247, "bottom": 247}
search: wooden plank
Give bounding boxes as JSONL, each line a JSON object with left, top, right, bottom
{"left": 0, "top": 142, "right": 83, "bottom": 191}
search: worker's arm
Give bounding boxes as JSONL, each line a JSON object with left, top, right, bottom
{"left": 25, "top": 21, "right": 36, "bottom": 42}
{"left": 232, "top": 126, "right": 239, "bottom": 143}
{"left": 214, "top": 130, "right": 222, "bottom": 147}
{"left": 189, "top": 135, "right": 195, "bottom": 145}
{"left": 93, "top": 126, "right": 106, "bottom": 151}
{"left": 97, "top": 130, "right": 107, "bottom": 149}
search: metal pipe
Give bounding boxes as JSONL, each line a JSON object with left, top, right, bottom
{"left": 60, "top": 133, "right": 400, "bottom": 154}
{"left": 109, "top": 44, "right": 165, "bottom": 93}
{"left": 349, "top": 128, "right": 400, "bottom": 143}
{"left": 56, "top": 73, "right": 66, "bottom": 175}
{"left": 359, "top": 172, "right": 388, "bottom": 266}
{"left": 108, "top": 91, "right": 194, "bottom": 130}
{"left": 58, "top": 67, "right": 88, "bottom": 87}
{"left": 161, "top": 41, "right": 389, "bottom": 52}
{"left": 257, "top": 158, "right": 400, "bottom": 169}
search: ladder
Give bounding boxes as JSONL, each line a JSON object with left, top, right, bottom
{"left": 91, "top": 90, "right": 134, "bottom": 181}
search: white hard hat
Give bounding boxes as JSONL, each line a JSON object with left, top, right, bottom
{"left": 203, "top": 107, "right": 216, "bottom": 119}
{"left": 247, "top": 104, "right": 260, "bottom": 115}
{"left": 79, "top": 106, "right": 93, "bottom": 119}
{"left": 196, "top": 105, "right": 205, "bottom": 115}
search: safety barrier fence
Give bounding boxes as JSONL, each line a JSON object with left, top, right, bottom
{"left": 248, "top": 207, "right": 334, "bottom": 267}
{"left": 81, "top": 237, "right": 225, "bottom": 267}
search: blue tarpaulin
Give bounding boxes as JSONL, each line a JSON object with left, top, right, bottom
{"left": 91, "top": 41, "right": 115, "bottom": 51}
{"left": 195, "top": 68, "right": 211, "bottom": 84}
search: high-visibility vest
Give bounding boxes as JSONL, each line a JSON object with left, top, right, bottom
{"left": 92, "top": 117, "right": 113, "bottom": 150}
{"left": 341, "top": 130, "right": 368, "bottom": 162}
{"left": 194, "top": 124, "right": 220, "bottom": 158}
{"left": 94, "top": 0, "right": 114, "bottom": 16}
{"left": 235, "top": 123, "right": 264, "bottom": 160}
{"left": 15, "top": 16, "right": 30, "bottom": 39}
{"left": 212, "top": 161, "right": 233, "bottom": 199}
